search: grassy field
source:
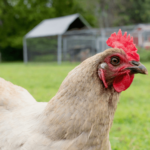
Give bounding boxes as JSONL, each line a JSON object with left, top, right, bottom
{"left": 0, "top": 62, "right": 150, "bottom": 150}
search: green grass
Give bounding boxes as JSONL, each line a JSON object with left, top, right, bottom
{"left": 0, "top": 62, "right": 79, "bottom": 102}
{"left": 0, "top": 62, "right": 150, "bottom": 150}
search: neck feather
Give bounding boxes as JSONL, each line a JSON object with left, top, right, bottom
{"left": 42, "top": 53, "right": 120, "bottom": 149}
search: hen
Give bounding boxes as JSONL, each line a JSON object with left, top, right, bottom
{"left": 0, "top": 30, "right": 148, "bottom": 150}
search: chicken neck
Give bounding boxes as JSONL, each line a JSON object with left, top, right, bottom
{"left": 42, "top": 53, "right": 120, "bottom": 150}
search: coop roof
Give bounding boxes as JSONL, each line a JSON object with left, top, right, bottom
{"left": 25, "top": 14, "right": 91, "bottom": 38}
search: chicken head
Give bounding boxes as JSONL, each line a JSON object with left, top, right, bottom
{"left": 98, "top": 48, "right": 147, "bottom": 92}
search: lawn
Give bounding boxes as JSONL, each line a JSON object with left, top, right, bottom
{"left": 0, "top": 62, "right": 150, "bottom": 150}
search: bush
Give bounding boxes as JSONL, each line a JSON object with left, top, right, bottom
{"left": 1, "top": 46, "right": 23, "bottom": 62}
{"left": 138, "top": 48, "right": 150, "bottom": 62}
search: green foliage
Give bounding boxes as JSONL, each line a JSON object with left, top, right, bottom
{"left": 77, "top": 0, "right": 150, "bottom": 27}
{"left": 0, "top": 0, "right": 85, "bottom": 61}
{"left": 115, "top": 0, "right": 150, "bottom": 26}
{"left": 138, "top": 48, "right": 150, "bottom": 62}
{"left": 1, "top": 0, "right": 150, "bottom": 61}
{"left": 0, "top": 62, "right": 149, "bottom": 149}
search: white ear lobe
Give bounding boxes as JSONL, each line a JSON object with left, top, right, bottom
{"left": 98, "top": 70, "right": 101, "bottom": 77}
{"left": 100, "top": 63, "right": 107, "bottom": 69}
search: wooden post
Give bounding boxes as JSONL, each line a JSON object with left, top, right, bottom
{"left": 57, "top": 35, "right": 62, "bottom": 64}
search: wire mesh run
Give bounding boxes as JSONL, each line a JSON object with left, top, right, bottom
{"left": 62, "top": 36, "right": 97, "bottom": 62}
{"left": 26, "top": 36, "right": 57, "bottom": 62}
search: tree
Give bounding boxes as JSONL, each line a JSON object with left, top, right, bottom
{"left": 0, "top": 0, "right": 150, "bottom": 61}
{"left": 0, "top": 0, "right": 85, "bottom": 61}
{"left": 77, "top": 0, "right": 150, "bottom": 28}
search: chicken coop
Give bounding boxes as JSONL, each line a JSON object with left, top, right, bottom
{"left": 23, "top": 14, "right": 150, "bottom": 64}
{"left": 131, "top": 24, "right": 150, "bottom": 49}
{"left": 23, "top": 14, "right": 93, "bottom": 64}
{"left": 23, "top": 14, "right": 113, "bottom": 64}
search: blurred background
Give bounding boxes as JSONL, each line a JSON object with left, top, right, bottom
{"left": 0, "top": 0, "right": 150, "bottom": 149}
{"left": 0, "top": 0, "right": 150, "bottom": 62}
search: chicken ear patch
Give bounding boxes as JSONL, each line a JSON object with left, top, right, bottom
{"left": 113, "top": 73, "right": 134, "bottom": 92}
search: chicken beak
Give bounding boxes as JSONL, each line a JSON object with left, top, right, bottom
{"left": 126, "top": 61, "right": 148, "bottom": 75}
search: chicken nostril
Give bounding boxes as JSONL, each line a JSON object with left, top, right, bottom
{"left": 132, "top": 61, "right": 140, "bottom": 66}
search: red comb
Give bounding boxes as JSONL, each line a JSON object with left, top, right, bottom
{"left": 106, "top": 29, "right": 140, "bottom": 61}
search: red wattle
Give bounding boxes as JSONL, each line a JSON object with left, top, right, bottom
{"left": 113, "top": 73, "right": 134, "bottom": 92}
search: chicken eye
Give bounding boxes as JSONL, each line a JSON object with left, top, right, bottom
{"left": 111, "top": 57, "right": 120, "bottom": 66}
